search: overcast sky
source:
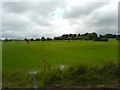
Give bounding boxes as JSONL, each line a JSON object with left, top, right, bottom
{"left": 2, "top": 1, "right": 118, "bottom": 39}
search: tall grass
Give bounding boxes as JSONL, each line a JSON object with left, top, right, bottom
{"left": 2, "top": 62, "right": 119, "bottom": 88}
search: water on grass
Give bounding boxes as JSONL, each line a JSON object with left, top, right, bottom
{"left": 28, "top": 70, "right": 39, "bottom": 74}
{"left": 28, "top": 70, "right": 39, "bottom": 88}
{"left": 58, "top": 65, "right": 65, "bottom": 71}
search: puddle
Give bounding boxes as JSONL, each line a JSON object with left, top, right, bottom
{"left": 28, "top": 70, "right": 39, "bottom": 88}
{"left": 33, "top": 77, "right": 38, "bottom": 89}
{"left": 28, "top": 70, "right": 39, "bottom": 75}
{"left": 58, "top": 65, "right": 65, "bottom": 71}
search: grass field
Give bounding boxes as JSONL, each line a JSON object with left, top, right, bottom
{"left": 2, "top": 39, "right": 119, "bottom": 88}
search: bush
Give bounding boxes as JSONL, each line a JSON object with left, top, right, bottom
{"left": 116, "top": 36, "right": 120, "bottom": 40}
{"left": 94, "top": 37, "right": 108, "bottom": 41}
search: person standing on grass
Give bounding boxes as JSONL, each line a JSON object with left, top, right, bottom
{"left": 26, "top": 39, "right": 29, "bottom": 44}
{"left": 24, "top": 38, "right": 29, "bottom": 44}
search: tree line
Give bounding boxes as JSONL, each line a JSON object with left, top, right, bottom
{"left": 2, "top": 32, "right": 120, "bottom": 42}
{"left": 54, "top": 33, "right": 120, "bottom": 41}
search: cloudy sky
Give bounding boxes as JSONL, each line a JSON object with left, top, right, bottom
{"left": 2, "top": 1, "right": 118, "bottom": 39}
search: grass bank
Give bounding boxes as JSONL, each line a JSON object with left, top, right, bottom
{"left": 2, "top": 62, "right": 119, "bottom": 88}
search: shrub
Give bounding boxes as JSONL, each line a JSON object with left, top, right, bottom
{"left": 94, "top": 37, "right": 108, "bottom": 41}
{"left": 116, "top": 36, "right": 120, "bottom": 40}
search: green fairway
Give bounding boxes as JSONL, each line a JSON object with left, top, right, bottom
{"left": 2, "top": 39, "right": 118, "bottom": 73}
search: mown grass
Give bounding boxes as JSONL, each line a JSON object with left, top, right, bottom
{"left": 2, "top": 39, "right": 119, "bottom": 88}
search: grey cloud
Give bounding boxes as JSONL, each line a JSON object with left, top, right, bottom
{"left": 3, "top": 2, "right": 30, "bottom": 13}
{"left": 3, "top": 2, "right": 65, "bottom": 15}
{"left": 63, "top": 2, "right": 117, "bottom": 35}
{"left": 2, "top": 2, "right": 65, "bottom": 39}
{"left": 2, "top": 12, "right": 34, "bottom": 32}
{"left": 63, "top": 2, "right": 109, "bottom": 18}
{"left": 2, "top": 2, "right": 118, "bottom": 39}
{"left": 84, "top": 3, "right": 118, "bottom": 34}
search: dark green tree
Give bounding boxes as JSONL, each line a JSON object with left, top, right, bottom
{"left": 41, "top": 37, "right": 46, "bottom": 41}
{"left": 30, "top": 38, "right": 34, "bottom": 41}
{"left": 47, "top": 37, "right": 52, "bottom": 41}
{"left": 78, "top": 33, "right": 81, "bottom": 37}
{"left": 36, "top": 38, "right": 40, "bottom": 41}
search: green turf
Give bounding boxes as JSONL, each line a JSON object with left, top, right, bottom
{"left": 2, "top": 39, "right": 118, "bottom": 74}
